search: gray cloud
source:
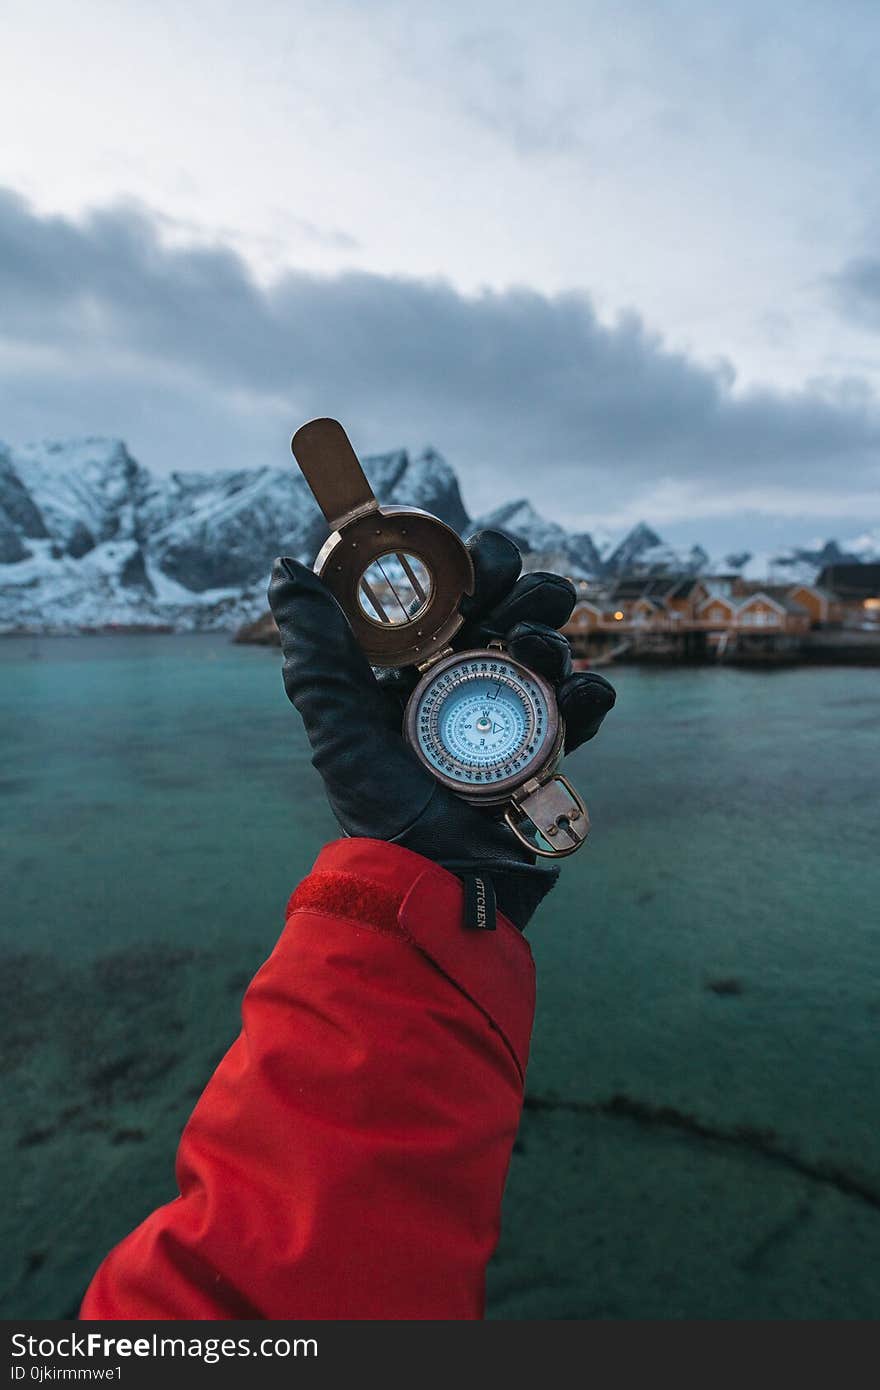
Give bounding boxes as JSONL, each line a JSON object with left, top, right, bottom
{"left": 830, "top": 257, "right": 880, "bottom": 332}
{"left": 1, "top": 188, "right": 878, "bottom": 528}
{"left": 448, "top": 27, "right": 585, "bottom": 158}
{"left": 151, "top": 206, "right": 361, "bottom": 255}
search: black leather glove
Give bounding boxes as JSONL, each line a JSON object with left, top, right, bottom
{"left": 268, "top": 530, "right": 615, "bottom": 932}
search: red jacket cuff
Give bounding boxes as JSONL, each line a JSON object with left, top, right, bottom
{"left": 287, "top": 838, "right": 535, "bottom": 1083}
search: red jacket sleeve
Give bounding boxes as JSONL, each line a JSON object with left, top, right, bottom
{"left": 79, "top": 838, "right": 535, "bottom": 1320}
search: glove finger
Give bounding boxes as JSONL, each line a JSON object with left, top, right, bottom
{"left": 556, "top": 671, "right": 617, "bottom": 753}
{"left": 375, "top": 664, "right": 420, "bottom": 715}
{"left": 506, "top": 621, "right": 573, "bottom": 684}
{"left": 459, "top": 530, "right": 522, "bottom": 624}
{"left": 483, "top": 571, "right": 576, "bottom": 638}
{"left": 268, "top": 558, "right": 397, "bottom": 729}
{"left": 268, "top": 558, "right": 434, "bottom": 831}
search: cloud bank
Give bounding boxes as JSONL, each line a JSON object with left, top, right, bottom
{"left": 1, "top": 188, "right": 878, "bottom": 531}
{"left": 831, "top": 257, "right": 880, "bottom": 333}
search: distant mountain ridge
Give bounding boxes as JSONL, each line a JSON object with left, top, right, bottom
{"left": 0, "top": 435, "right": 877, "bottom": 632}
{"left": 0, "top": 436, "right": 471, "bottom": 632}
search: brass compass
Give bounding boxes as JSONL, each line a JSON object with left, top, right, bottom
{"left": 291, "top": 418, "right": 589, "bottom": 857}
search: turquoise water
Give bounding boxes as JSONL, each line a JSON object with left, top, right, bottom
{"left": 1, "top": 636, "right": 878, "bottom": 1319}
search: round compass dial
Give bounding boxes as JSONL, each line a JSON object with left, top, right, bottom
{"left": 405, "top": 651, "right": 561, "bottom": 800}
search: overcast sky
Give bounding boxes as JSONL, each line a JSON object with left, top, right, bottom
{"left": 1, "top": 0, "right": 879, "bottom": 551}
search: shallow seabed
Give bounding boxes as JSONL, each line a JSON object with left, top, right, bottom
{"left": 1, "top": 636, "right": 878, "bottom": 1318}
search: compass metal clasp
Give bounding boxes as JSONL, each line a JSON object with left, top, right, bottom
{"left": 504, "top": 774, "right": 591, "bottom": 859}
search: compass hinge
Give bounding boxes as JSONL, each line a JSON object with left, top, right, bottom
{"left": 415, "top": 646, "right": 454, "bottom": 673}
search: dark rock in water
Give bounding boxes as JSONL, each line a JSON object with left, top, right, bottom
{"left": 17, "top": 1126, "right": 58, "bottom": 1148}
{"left": 87, "top": 1053, "right": 139, "bottom": 1088}
{"left": 706, "top": 977, "right": 745, "bottom": 996}
{"left": 234, "top": 610, "right": 280, "bottom": 645}
{"left": 92, "top": 944, "right": 197, "bottom": 994}
{"left": 86, "top": 1048, "right": 181, "bottom": 1103}
{"left": 2, "top": 951, "right": 57, "bottom": 1067}
{"left": 111, "top": 1127, "right": 147, "bottom": 1144}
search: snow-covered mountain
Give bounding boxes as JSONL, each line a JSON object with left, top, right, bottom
{"left": 470, "top": 499, "right": 604, "bottom": 578}
{"left": 757, "top": 535, "right": 880, "bottom": 584}
{"left": 1, "top": 435, "right": 877, "bottom": 632}
{"left": 471, "top": 506, "right": 710, "bottom": 579}
{"left": 0, "top": 436, "right": 470, "bottom": 633}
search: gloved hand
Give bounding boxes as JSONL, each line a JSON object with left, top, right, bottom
{"left": 268, "top": 530, "right": 615, "bottom": 931}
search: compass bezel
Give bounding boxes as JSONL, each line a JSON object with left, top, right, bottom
{"left": 313, "top": 506, "right": 474, "bottom": 668}
{"left": 404, "top": 648, "right": 564, "bottom": 804}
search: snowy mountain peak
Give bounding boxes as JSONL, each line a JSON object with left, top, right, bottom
{"left": 470, "top": 499, "right": 603, "bottom": 578}
{"left": 2, "top": 435, "right": 877, "bottom": 632}
{"left": 845, "top": 528, "right": 880, "bottom": 559}
{"left": 605, "top": 521, "right": 663, "bottom": 575}
{"left": 473, "top": 498, "right": 568, "bottom": 554}
{"left": 0, "top": 436, "right": 475, "bottom": 630}
{"left": 9, "top": 436, "right": 151, "bottom": 559}
{"left": 382, "top": 448, "right": 469, "bottom": 534}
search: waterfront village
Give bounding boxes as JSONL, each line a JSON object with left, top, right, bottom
{"left": 237, "top": 560, "right": 880, "bottom": 666}
{"left": 559, "top": 562, "right": 880, "bottom": 665}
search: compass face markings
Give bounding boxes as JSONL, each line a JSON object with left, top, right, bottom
{"left": 413, "top": 655, "right": 552, "bottom": 789}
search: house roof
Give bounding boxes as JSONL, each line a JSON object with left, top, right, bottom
{"left": 816, "top": 563, "right": 880, "bottom": 599}
{"left": 697, "top": 591, "right": 809, "bottom": 617}
{"left": 697, "top": 593, "right": 736, "bottom": 612}
{"left": 736, "top": 581, "right": 831, "bottom": 605}
{"left": 737, "top": 591, "right": 788, "bottom": 615}
{"left": 736, "top": 582, "right": 795, "bottom": 600}
{"left": 610, "top": 578, "right": 657, "bottom": 600}
{"left": 610, "top": 573, "right": 702, "bottom": 601}
{"left": 787, "top": 583, "right": 836, "bottom": 601}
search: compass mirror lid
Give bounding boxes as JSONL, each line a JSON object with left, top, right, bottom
{"left": 292, "top": 418, "right": 474, "bottom": 669}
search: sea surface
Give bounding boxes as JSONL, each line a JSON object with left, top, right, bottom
{"left": 1, "top": 635, "right": 879, "bottom": 1319}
